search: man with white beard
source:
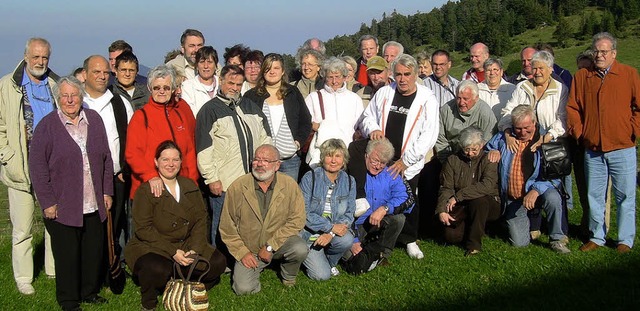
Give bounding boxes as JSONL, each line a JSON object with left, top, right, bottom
{"left": 195, "top": 65, "right": 271, "bottom": 246}
{"left": 219, "top": 144, "right": 307, "bottom": 294}
{"left": 0, "top": 37, "right": 57, "bottom": 295}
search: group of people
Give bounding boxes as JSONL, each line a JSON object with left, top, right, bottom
{"left": 0, "top": 28, "right": 637, "bottom": 311}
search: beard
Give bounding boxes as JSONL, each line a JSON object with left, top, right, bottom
{"left": 225, "top": 91, "right": 240, "bottom": 101}
{"left": 27, "top": 65, "right": 46, "bottom": 79}
{"left": 252, "top": 167, "right": 275, "bottom": 182}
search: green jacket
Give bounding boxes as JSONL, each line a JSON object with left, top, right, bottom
{"left": 0, "top": 61, "right": 58, "bottom": 191}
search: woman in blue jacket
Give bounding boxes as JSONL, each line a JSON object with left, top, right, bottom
{"left": 299, "top": 138, "right": 355, "bottom": 280}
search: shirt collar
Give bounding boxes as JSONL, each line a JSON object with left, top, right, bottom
{"left": 83, "top": 89, "right": 114, "bottom": 111}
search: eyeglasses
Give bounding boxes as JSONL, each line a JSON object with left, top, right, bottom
{"left": 593, "top": 49, "right": 614, "bottom": 56}
{"left": 152, "top": 86, "right": 172, "bottom": 92}
{"left": 365, "top": 154, "right": 385, "bottom": 167}
{"left": 301, "top": 62, "right": 318, "bottom": 68}
{"left": 252, "top": 158, "right": 279, "bottom": 165}
{"left": 117, "top": 68, "right": 136, "bottom": 74}
{"left": 245, "top": 65, "right": 261, "bottom": 71}
{"left": 432, "top": 63, "right": 448, "bottom": 68}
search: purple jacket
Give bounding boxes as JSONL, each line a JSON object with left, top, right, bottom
{"left": 29, "top": 109, "right": 114, "bottom": 227}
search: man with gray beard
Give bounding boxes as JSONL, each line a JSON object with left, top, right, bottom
{"left": 219, "top": 144, "right": 307, "bottom": 294}
{"left": 195, "top": 65, "right": 271, "bottom": 247}
{"left": 0, "top": 37, "right": 58, "bottom": 295}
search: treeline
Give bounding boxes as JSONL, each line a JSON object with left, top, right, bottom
{"left": 322, "top": 0, "right": 640, "bottom": 58}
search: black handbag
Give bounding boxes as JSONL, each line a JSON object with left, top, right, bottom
{"left": 539, "top": 137, "right": 572, "bottom": 180}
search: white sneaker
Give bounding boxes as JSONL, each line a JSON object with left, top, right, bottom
{"left": 530, "top": 230, "right": 541, "bottom": 240}
{"left": 406, "top": 242, "right": 424, "bottom": 259}
{"left": 330, "top": 267, "right": 340, "bottom": 277}
{"left": 17, "top": 282, "right": 35, "bottom": 295}
{"left": 550, "top": 241, "right": 571, "bottom": 254}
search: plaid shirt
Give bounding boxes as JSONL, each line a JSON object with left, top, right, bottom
{"left": 507, "top": 138, "right": 531, "bottom": 200}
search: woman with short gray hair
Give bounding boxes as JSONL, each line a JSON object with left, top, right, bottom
{"left": 436, "top": 126, "right": 501, "bottom": 256}
{"left": 304, "top": 57, "right": 364, "bottom": 166}
{"left": 478, "top": 58, "right": 516, "bottom": 120}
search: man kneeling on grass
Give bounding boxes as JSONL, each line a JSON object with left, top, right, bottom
{"left": 343, "top": 138, "right": 415, "bottom": 274}
{"left": 485, "top": 105, "right": 570, "bottom": 253}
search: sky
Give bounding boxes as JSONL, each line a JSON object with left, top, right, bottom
{"left": 0, "top": 0, "right": 448, "bottom": 76}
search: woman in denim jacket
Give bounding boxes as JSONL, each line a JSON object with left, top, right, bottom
{"left": 299, "top": 139, "right": 356, "bottom": 280}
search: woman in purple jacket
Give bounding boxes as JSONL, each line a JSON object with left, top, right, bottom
{"left": 29, "top": 76, "right": 114, "bottom": 311}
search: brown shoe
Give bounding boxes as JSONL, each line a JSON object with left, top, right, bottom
{"left": 616, "top": 244, "right": 631, "bottom": 254}
{"left": 579, "top": 241, "right": 600, "bottom": 252}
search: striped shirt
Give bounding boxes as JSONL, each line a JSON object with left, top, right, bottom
{"left": 423, "top": 74, "right": 459, "bottom": 107}
{"left": 508, "top": 139, "right": 530, "bottom": 200}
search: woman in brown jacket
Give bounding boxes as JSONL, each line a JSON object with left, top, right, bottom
{"left": 125, "top": 140, "right": 226, "bottom": 310}
{"left": 436, "top": 126, "right": 501, "bottom": 256}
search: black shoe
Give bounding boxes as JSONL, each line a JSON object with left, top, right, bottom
{"left": 464, "top": 249, "right": 480, "bottom": 257}
{"left": 61, "top": 304, "right": 82, "bottom": 311}
{"left": 82, "top": 295, "right": 107, "bottom": 304}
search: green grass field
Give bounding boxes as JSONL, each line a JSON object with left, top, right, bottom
{"left": 1, "top": 178, "right": 640, "bottom": 311}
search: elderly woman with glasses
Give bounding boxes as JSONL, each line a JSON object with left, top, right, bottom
{"left": 304, "top": 57, "right": 364, "bottom": 167}
{"left": 478, "top": 58, "right": 516, "bottom": 120}
{"left": 292, "top": 48, "right": 325, "bottom": 99}
{"left": 125, "top": 65, "right": 198, "bottom": 200}
{"left": 299, "top": 139, "right": 355, "bottom": 280}
{"left": 29, "top": 76, "right": 113, "bottom": 310}
{"left": 436, "top": 126, "right": 500, "bottom": 256}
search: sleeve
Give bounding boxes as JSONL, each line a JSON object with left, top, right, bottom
{"left": 630, "top": 68, "right": 640, "bottom": 138}
{"left": 300, "top": 171, "right": 333, "bottom": 233}
{"left": 218, "top": 184, "right": 252, "bottom": 261}
{"left": 94, "top": 116, "right": 114, "bottom": 196}
{"left": 359, "top": 91, "right": 384, "bottom": 136}
{"left": 268, "top": 184, "right": 306, "bottom": 251}
{"left": 565, "top": 72, "right": 583, "bottom": 140}
{"left": 455, "top": 158, "right": 499, "bottom": 201}
{"left": 125, "top": 109, "right": 158, "bottom": 183}
{"left": 334, "top": 175, "right": 356, "bottom": 226}
{"left": 185, "top": 187, "right": 211, "bottom": 255}
{"left": 389, "top": 177, "right": 415, "bottom": 215}
{"left": 131, "top": 185, "right": 176, "bottom": 257}
{"left": 498, "top": 86, "right": 524, "bottom": 132}
{"left": 195, "top": 105, "right": 220, "bottom": 185}
{"left": 435, "top": 106, "right": 450, "bottom": 162}
{"left": 293, "top": 89, "right": 312, "bottom": 144}
{"left": 436, "top": 155, "right": 456, "bottom": 215}
{"left": 182, "top": 108, "right": 199, "bottom": 183}
{"left": 548, "top": 86, "right": 568, "bottom": 139}
{"left": 0, "top": 84, "right": 14, "bottom": 164}
{"left": 28, "top": 120, "right": 57, "bottom": 210}
{"left": 401, "top": 93, "right": 439, "bottom": 168}
{"left": 485, "top": 131, "right": 504, "bottom": 152}
{"left": 305, "top": 91, "right": 320, "bottom": 123}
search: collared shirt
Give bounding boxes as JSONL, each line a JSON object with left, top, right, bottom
{"left": 508, "top": 138, "right": 531, "bottom": 200}
{"left": 58, "top": 109, "right": 98, "bottom": 214}
{"left": 83, "top": 90, "right": 133, "bottom": 175}
{"left": 423, "top": 74, "right": 459, "bottom": 106}
{"left": 254, "top": 174, "right": 277, "bottom": 220}
{"left": 21, "top": 69, "right": 54, "bottom": 129}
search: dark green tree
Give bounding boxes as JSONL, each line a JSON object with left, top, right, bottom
{"left": 553, "top": 16, "right": 573, "bottom": 47}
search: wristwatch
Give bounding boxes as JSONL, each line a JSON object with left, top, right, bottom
{"left": 266, "top": 244, "right": 273, "bottom": 252}
{"left": 383, "top": 205, "right": 390, "bottom": 212}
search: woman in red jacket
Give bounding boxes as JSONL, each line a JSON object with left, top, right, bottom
{"left": 126, "top": 65, "right": 198, "bottom": 200}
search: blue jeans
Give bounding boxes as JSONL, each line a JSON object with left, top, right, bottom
{"left": 278, "top": 154, "right": 301, "bottom": 181}
{"left": 584, "top": 147, "right": 636, "bottom": 247}
{"left": 504, "top": 188, "right": 566, "bottom": 247}
{"left": 209, "top": 193, "right": 225, "bottom": 247}
{"left": 303, "top": 232, "right": 354, "bottom": 281}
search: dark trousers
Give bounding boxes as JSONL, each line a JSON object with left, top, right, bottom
{"left": 346, "top": 139, "right": 369, "bottom": 199}
{"left": 442, "top": 195, "right": 501, "bottom": 251}
{"left": 133, "top": 250, "right": 226, "bottom": 309}
{"left": 396, "top": 174, "right": 420, "bottom": 245}
{"left": 418, "top": 158, "right": 442, "bottom": 239}
{"left": 111, "top": 175, "right": 130, "bottom": 253}
{"left": 44, "top": 212, "right": 104, "bottom": 310}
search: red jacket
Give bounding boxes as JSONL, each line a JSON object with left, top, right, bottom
{"left": 125, "top": 97, "right": 198, "bottom": 199}
{"left": 567, "top": 60, "right": 640, "bottom": 152}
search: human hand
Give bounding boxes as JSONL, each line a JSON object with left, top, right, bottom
{"left": 487, "top": 150, "right": 501, "bottom": 163}
{"left": 117, "top": 173, "right": 125, "bottom": 183}
{"left": 368, "top": 206, "right": 387, "bottom": 227}
{"left": 312, "top": 122, "right": 320, "bottom": 132}
{"left": 523, "top": 190, "right": 539, "bottom": 210}
{"left": 173, "top": 249, "right": 195, "bottom": 266}
{"left": 351, "top": 242, "right": 363, "bottom": 256}
{"left": 506, "top": 134, "right": 517, "bottom": 153}
{"left": 149, "top": 177, "right": 163, "bottom": 197}
{"left": 241, "top": 252, "right": 259, "bottom": 269}
{"left": 387, "top": 160, "right": 407, "bottom": 179}
{"left": 43, "top": 205, "right": 58, "bottom": 220}
{"left": 446, "top": 197, "right": 457, "bottom": 212}
{"left": 439, "top": 212, "right": 456, "bottom": 226}
{"left": 331, "top": 224, "right": 348, "bottom": 237}
{"left": 313, "top": 233, "right": 333, "bottom": 247}
{"left": 369, "top": 130, "right": 384, "bottom": 140}
{"left": 258, "top": 245, "right": 273, "bottom": 263}
{"left": 208, "top": 181, "right": 223, "bottom": 196}
{"left": 104, "top": 195, "right": 113, "bottom": 211}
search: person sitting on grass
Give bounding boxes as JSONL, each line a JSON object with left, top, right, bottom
{"left": 343, "top": 138, "right": 414, "bottom": 274}
{"left": 299, "top": 139, "right": 355, "bottom": 280}
{"left": 485, "top": 105, "right": 570, "bottom": 254}
{"left": 436, "top": 126, "right": 500, "bottom": 256}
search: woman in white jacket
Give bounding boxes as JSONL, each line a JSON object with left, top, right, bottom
{"left": 180, "top": 46, "right": 220, "bottom": 117}
{"left": 305, "top": 57, "right": 364, "bottom": 166}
